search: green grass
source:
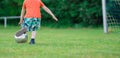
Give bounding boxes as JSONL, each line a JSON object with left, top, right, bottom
{"left": 0, "top": 26, "right": 120, "bottom": 58}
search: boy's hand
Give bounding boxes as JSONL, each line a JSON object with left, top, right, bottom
{"left": 19, "top": 19, "right": 23, "bottom": 24}
{"left": 52, "top": 16, "right": 58, "bottom": 21}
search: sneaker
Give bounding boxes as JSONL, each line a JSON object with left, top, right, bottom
{"left": 29, "top": 39, "right": 35, "bottom": 45}
{"left": 29, "top": 41, "right": 35, "bottom": 45}
{"left": 15, "top": 28, "right": 27, "bottom": 37}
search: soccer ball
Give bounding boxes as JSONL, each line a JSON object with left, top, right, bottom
{"left": 14, "top": 34, "right": 28, "bottom": 43}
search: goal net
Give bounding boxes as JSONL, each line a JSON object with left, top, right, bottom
{"left": 105, "top": 0, "right": 120, "bottom": 33}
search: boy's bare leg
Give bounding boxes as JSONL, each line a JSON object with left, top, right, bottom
{"left": 31, "top": 31, "right": 36, "bottom": 39}
{"left": 16, "top": 28, "right": 27, "bottom": 37}
{"left": 29, "top": 31, "right": 36, "bottom": 44}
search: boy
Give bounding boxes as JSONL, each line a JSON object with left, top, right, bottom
{"left": 18, "top": 0, "right": 58, "bottom": 44}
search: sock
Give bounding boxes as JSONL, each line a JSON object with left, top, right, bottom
{"left": 31, "top": 31, "right": 36, "bottom": 38}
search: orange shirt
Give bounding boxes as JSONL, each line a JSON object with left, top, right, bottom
{"left": 22, "top": 0, "right": 44, "bottom": 18}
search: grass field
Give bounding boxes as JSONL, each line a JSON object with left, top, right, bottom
{"left": 0, "top": 26, "right": 120, "bottom": 58}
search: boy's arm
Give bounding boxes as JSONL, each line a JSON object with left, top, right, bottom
{"left": 19, "top": 7, "right": 26, "bottom": 24}
{"left": 42, "top": 5, "right": 58, "bottom": 21}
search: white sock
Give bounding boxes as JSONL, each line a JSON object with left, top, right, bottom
{"left": 31, "top": 31, "right": 36, "bottom": 39}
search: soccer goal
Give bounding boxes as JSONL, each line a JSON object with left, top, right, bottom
{"left": 102, "top": 0, "right": 120, "bottom": 33}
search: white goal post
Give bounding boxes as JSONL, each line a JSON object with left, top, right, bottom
{"left": 102, "top": 0, "right": 120, "bottom": 33}
{"left": 102, "top": 0, "right": 108, "bottom": 33}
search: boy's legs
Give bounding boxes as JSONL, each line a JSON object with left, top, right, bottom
{"left": 22, "top": 18, "right": 40, "bottom": 44}
{"left": 29, "top": 31, "right": 36, "bottom": 44}
{"left": 29, "top": 18, "right": 40, "bottom": 44}
{"left": 15, "top": 28, "right": 27, "bottom": 37}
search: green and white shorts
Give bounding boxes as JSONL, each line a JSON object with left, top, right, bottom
{"left": 21, "top": 18, "right": 41, "bottom": 31}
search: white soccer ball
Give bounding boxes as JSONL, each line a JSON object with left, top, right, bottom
{"left": 14, "top": 34, "right": 28, "bottom": 43}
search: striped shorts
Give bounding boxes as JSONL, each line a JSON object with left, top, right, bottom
{"left": 21, "top": 18, "right": 41, "bottom": 31}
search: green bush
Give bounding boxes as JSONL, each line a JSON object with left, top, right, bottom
{"left": 0, "top": 0, "right": 102, "bottom": 28}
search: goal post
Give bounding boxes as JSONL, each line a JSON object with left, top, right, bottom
{"left": 102, "top": 0, "right": 120, "bottom": 33}
{"left": 102, "top": 0, "right": 108, "bottom": 33}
